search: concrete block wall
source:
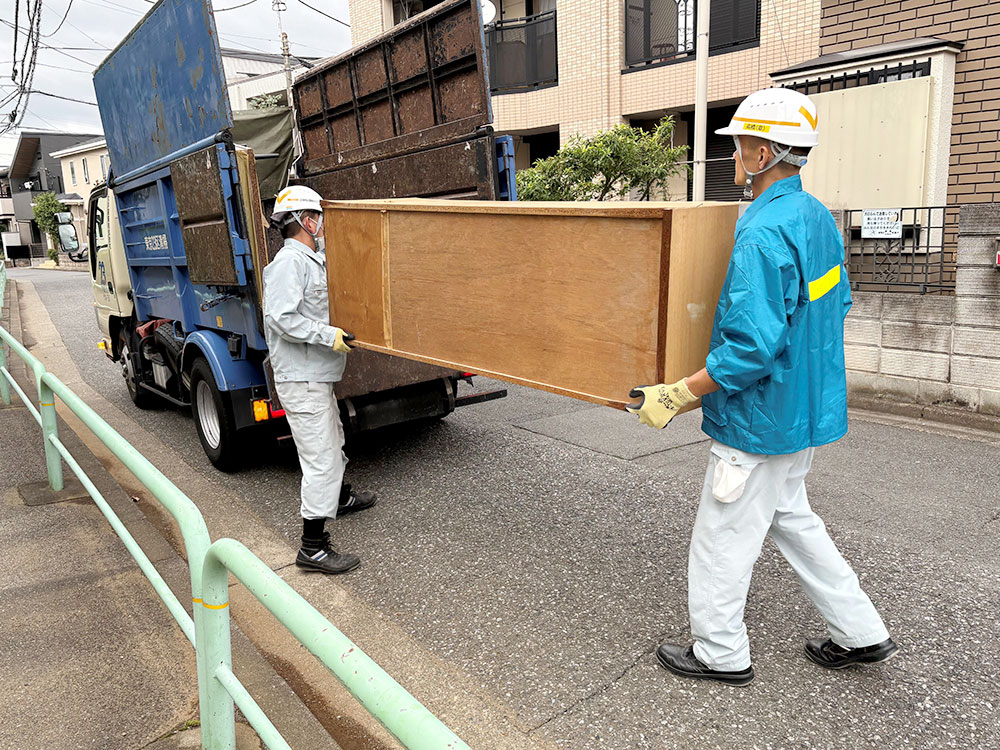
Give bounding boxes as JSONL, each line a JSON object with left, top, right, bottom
{"left": 845, "top": 203, "right": 1000, "bottom": 417}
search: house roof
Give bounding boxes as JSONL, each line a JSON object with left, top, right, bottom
{"left": 220, "top": 47, "right": 319, "bottom": 67}
{"left": 50, "top": 138, "right": 107, "bottom": 159}
{"left": 7, "top": 131, "right": 104, "bottom": 178}
{"left": 771, "top": 36, "right": 964, "bottom": 78}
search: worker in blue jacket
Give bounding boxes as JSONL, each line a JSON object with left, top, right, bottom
{"left": 628, "top": 88, "right": 897, "bottom": 686}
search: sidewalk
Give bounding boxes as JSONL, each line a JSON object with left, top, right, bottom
{"left": 0, "top": 280, "right": 338, "bottom": 750}
{"left": 0, "top": 278, "right": 197, "bottom": 749}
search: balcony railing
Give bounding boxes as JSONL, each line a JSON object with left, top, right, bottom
{"left": 625, "top": 0, "right": 760, "bottom": 70}
{"left": 486, "top": 10, "right": 558, "bottom": 94}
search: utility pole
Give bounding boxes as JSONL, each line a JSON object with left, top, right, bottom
{"left": 281, "top": 30, "right": 293, "bottom": 108}
{"left": 692, "top": 0, "right": 710, "bottom": 202}
{"left": 273, "top": 0, "right": 303, "bottom": 165}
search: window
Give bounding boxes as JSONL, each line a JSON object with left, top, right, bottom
{"left": 624, "top": 0, "right": 759, "bottom": 70}
{"left": 392, "top": 0, "right": 446, "bottom": 25}
{"left": 100, "top": 155, "right": 107, "bottom": 180}
{"left": 709, "top": 0, "right": 760, "bottom": 53}
{"left": 70, "top": 161, "right": 77, "bottom": 185}
{"left": 88, "top": 190, "right": 106, "bottom": 279}
{"left": 82, "top": 157, "right": 90, "bottom": 184}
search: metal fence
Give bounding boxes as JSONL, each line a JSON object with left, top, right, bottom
{"left": 486, "top": 10, "right": 558, "bottom": 93}
{"left": 785, "top": 59, "right": 932, "bottom": 95}
{"left": 842, "top": 206, "right": 957, "bottom": 294}
{"left": 0, "top": 264, "right": 469, "bottom": 750}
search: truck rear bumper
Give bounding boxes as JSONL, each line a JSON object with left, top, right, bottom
{"left": 340, "top": 377, "right": 457, "bottom": 434}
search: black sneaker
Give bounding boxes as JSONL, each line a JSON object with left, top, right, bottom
{"left": 295, "top": 532, "right": 360, "bottom": 575}
{"left": 338, "top": 483, "right": 377, "bottom": 515}
{"left": 804, "top": 638, "right": 899, "bottom": 670}
{"left": 656, "top": 643, "right": 755, "bottom": 686}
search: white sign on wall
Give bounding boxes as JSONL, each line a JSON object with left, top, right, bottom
{"left": 861, "top": 209, "right": 903, "bottom": 239}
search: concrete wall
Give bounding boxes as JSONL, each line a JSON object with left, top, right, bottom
{"left": 844, "top": 203, "right": 1000, "bottom": 417}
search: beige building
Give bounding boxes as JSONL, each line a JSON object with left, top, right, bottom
{"left": 348, "top": 0, "right": 820, "bottom": 199}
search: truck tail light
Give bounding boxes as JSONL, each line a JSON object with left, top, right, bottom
{"left": 252, "top": 400, "right": 270, "bottom": 422}
{"left": 269, "top": 406, "right": 285, "bottom": 418}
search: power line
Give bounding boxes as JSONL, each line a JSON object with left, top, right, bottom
{"left": 77, "top": 0, "right": 141, "bottom": 17}
{"left": 0, "top": 59, "right": 93, "bottom": 73}
{"left": 297, "top": 0, "right": 349, "bottom": 29}
{"left": 215, "top": 0, "right": 259, "bottom": 10}
{"left": 42, "top": 0, "right": 76, "bottom": 37}
{"left": 63, "top": 18, "right": 111, "bottom": 49}
{"left": 0, "top": 19, "right": 104, "bottom": 65}
{"left": 26, "top": 90, "right": 99, "bottom": 105}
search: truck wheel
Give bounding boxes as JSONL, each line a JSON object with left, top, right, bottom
{"left": 119, "top": 329, "right": 154, "bottom": 409}
{"left": 190, "top": 358, "right": 243, "bottom": 472}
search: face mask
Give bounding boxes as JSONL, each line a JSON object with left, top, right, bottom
{"left": 294, "top": 212, "right": 325, "bottom": 252}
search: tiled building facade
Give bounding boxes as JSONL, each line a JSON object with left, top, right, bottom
{"left": 347, "top": 0, "right": 822, "bottom": 198}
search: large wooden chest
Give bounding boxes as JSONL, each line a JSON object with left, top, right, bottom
{"left": 323, "top": 200, "right": 738, "bottom": 409}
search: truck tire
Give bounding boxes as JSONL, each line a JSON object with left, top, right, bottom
{"left": 190, "top": 358, "right": 243, "bottom": 472}
{"left": 119, "top": 328, "right": 154, "bottom": 410}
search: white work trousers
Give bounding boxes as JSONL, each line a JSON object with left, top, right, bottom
{"left": 275, "top": 381, "right": 347, "bottom": 520}
{"left": 689, "top": 442, "right": 889, "bottom": 671}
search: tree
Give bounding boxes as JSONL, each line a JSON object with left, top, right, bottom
{"left": 32, "top": 192, "right": 66, "bottom": 265}
{"left": 515, "top": 117, "right": 689, "bottom": 202}
{"left": 248, "top": 92, "right": 282, "bottom": 110}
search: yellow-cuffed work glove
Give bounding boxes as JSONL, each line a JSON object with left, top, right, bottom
{"left": 332, "top": 328, "right": 355, "bottom": 353}
{"left": 626, "top": 379, "right": 696, "bottom": 429}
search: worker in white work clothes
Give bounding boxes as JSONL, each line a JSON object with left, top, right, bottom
{"left": 263, "top": 185, "right": 376, "bottom": 575}
{"left": 627, "top": 88, "right": 897, "bottom": 685}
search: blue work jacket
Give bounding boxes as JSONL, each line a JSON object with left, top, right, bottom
{"left": 701, "top": 175, "right": 851, "bottom": 455}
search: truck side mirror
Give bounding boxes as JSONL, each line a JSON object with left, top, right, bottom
{"left": 58, "top": 223, "right": 80, "bottom": 252}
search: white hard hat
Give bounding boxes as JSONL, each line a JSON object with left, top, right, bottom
{"left": 271, "top": 185, "right": 323, "bottom": 225}
{"left": 716, "top": 88, "right": 819, "bottom": 148}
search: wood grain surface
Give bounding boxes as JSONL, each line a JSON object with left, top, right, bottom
{"left": 323, "top": 200, "right": 738, "bottom": 409}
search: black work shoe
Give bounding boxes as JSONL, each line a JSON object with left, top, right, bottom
{"left": 805, "top": 638, "right": 899, "bottom": 670}
{"left": 338, "top": 483, "right": 377, "bottom": 515}
{"left": 656, "top": 643, "right": 755, "bottom": 686}
{"left": 295, "top": 532, "right": 360, "bottom": 574}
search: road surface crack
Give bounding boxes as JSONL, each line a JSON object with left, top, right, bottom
{"left": 526, "top": 636, "right": 667, "bottom": 736}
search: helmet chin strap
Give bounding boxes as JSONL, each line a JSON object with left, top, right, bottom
{"left": 733, "top": 137, "right": 808, "bottom": 200}
{"left": 291, "top": 211, "right": 324, "bottom": 248}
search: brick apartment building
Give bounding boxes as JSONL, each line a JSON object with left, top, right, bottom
{"left": 348, "top": 0, "right": 821, "bottom": 200}
{"left": 816, "top": 0, "right": 999, "bottom": 210}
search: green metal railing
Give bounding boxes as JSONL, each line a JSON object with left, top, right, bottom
{"left": 0, "top": 264, "right": 470, "bottom": 750}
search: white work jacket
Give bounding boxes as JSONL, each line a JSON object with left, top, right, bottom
{"left": 262, "top": 238, "right": 346, "bottom": 384}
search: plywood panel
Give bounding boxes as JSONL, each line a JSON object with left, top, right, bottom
{"left": 386, "top": 211, "right": 665, "bottom": 406}
{"left": 323, "top": 199, "right": 739, "bottom": 409}
{"left": 326, "top": 208, "right": 389, "bottom": 347}
{"left": 664, "top": 204, "right": 735, "bottom": 382}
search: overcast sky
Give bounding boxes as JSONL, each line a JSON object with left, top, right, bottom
{"left": 0, "top": 0, "right": 353, "bottom": 168}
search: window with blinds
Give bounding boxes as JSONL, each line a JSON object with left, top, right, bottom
{"left": 625, "top": 0, "right": 759, "bottom": 69}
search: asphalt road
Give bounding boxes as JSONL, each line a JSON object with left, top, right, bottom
{"left": 12, "top": 267, "right": 1000, "bottom": 750}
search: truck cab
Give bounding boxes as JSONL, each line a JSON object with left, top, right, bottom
{"left": 88, "top": 182, "right": 132, "bottom": 356}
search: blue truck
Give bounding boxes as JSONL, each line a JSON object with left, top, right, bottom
{"left": 89, "top": 0, "right": 511, "bottom": 470}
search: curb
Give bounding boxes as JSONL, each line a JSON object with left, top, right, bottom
{"left": 848, "top": 393, "right": 1000, "bottom": 434}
